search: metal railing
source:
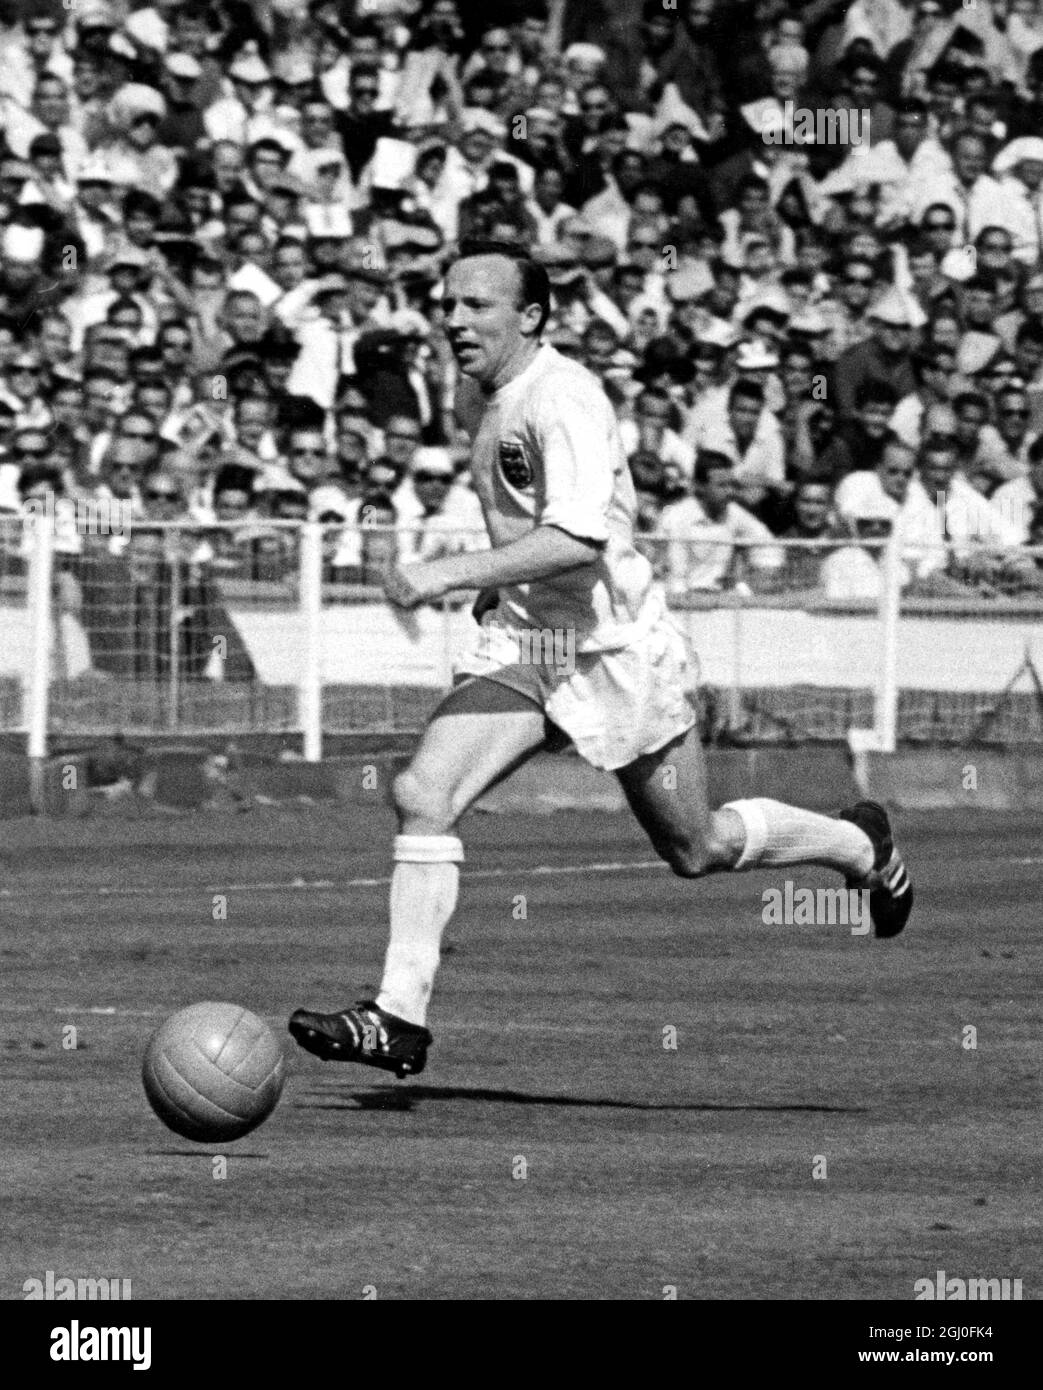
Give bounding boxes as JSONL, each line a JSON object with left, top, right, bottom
{"left": 3, "top": 514, "right": 1042, "bottom": 757}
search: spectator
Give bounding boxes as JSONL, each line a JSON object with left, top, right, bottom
{"left": 978, "top": 383, "right": 1039, "bottom": 483}
{"left": 835, "top": 437, "right": 918, "bottom": 535}
{"left": 619, "top": 385, "right": 694, "bottom": 480}
{"left": 890, "top": 345, "right": 958, "bottom": 450}
{"left": 660, "top": 449, "right": 782, "bottom": 595}
{"left": 830, "top": 287, "right": 922, "bottom": 419}
{"left": 0, "top": 0, "right": 1039, "bottom": 633}
{"left": 773, "top": 478, "right": 843, "bottom": 591}
{"left": 992, "top": 434, "right": 1043, "bottom": 544}
{"left": 817, "top": 379, "right": 900, "bottom": 480}
{"left": 393, "top": 447, "right": 485, "bottom": 564}
{"left": 903, "top": 425, "right": 1026, "bottom": 584}
{"left": 690, "top": 377, "right": 786, "bottom": 508}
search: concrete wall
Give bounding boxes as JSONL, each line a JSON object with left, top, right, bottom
{"left": 5, "top": 595, "right": 1039, "bottom": 694}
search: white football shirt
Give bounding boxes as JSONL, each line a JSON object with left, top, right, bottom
{"left": 456, "top": 343, "right": 657, "bottom": 652}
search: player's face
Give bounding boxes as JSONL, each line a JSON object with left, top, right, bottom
{"left": 443, "top": 255, "right": 542, "bottom": 389}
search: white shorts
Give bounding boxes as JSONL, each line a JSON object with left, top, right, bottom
{"left": 453, "top": 599, "right": 697, "bottom": 772}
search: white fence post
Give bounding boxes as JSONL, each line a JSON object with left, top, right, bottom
{"left": 876, "top": 529, "right": 901, "bottom": 754}
{"left": 729, "top": 591, "right": 744, "bottom": 732}
{"left": 26, "top": 511, "right": 54, "bottom": 807}
{"left": 299, "top": 522, "right": 323, "bottom": 762}
{"left": 848, "top": 533, "right": 901, "bottom": 757}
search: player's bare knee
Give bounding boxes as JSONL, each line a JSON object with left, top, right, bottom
{"left": 659, "top": 836, "right": 714, "bottom": 879}
{"left": 660, "top": 819, "right": 740, "bottom": 877}
{"left": 392, "top": 769, "right": 454, "bottom": 834}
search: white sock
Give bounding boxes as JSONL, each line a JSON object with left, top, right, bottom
{"left": 722, "top": 798, "right": 874, "bottom": 878}
{"left": 376, "top": 834, "right": 463, "bottom": 1027}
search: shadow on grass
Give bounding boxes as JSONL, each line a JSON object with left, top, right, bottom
{"left": 296, "top": 1085, "right": 864, "bottom": 1114}
{"left": 145, "top": 1149, "right": 272, "bottom": 1158}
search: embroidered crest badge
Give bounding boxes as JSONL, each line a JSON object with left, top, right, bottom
{"left": 498, "top": 439, "right": 533, "bottom": 489}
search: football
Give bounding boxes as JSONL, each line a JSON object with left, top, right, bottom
{"left": 142, "top": 1002, "right": 285, "bottom": 1143}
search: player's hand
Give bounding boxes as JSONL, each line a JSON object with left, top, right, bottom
{"left": 382, "top": 560, "right": 450, "bottom": 609}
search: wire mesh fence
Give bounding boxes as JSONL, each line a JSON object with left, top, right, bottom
{"left": 2, "top": 516, "right": 1041, "bottom": 748}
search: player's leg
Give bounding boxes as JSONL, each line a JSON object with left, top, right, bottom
{"left": 615, "top": 726, "right": 745, "bottom": 875}
{"left": 376, "top": 677, "right": 547, "bottom": 1026}
{"left": 289, "top": 677, "right": 548, "bottom": 1073}
{"left": 617, "top": 726, "right": 912, "bottom": 935}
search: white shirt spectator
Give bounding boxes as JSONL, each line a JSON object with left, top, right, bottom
{"left": 690, "top": 411, "right": 787, "bottom": 493}
{"left": 889, "top": 393, "right": 927, "bottom": 450}
{"left": 993, "top": 173, "right": 1043, "bottom": 265}
{"left": 526, "top": 197, "right": 579, "bottom": 246}
{"left": 618, "top": 418, "right": 695, "bottom": 479}
{"left": 392, "top": 479, "right": 488, "bottom": 563}
{"left": 0, "top": 462, "right": 21, "bottom": 513}
{"left": 903, "top": 474, "right": 1023, "bottom": 561}
{"left": 990, "top": 475, "right": 1039, "bottom": 544}
{"left": 910, "top": 170, "right": 1009, "bottom": 245}
{"left": 975, "top": 423, "right": 1038, "bottom": 483}
{"left": 659, "top": 495, "right": 782, "bottom": 593}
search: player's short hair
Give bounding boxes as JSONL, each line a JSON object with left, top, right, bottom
{"left": 453, "top": 238, "right": 551, "bottom": 335}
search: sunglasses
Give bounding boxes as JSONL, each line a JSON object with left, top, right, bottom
{"left": 414, "top": 471, "right": 451, "bottom": 483}
{"left": 291, "top": 445, "right": 326, "bottom": 455}
{"left": 1000, "top": 407, "right": 1030, "bottom": 418}
{"left": 120, "top": 429, "right": 155, "bottom": 440}
{"left": 387, "top": 430, "right": 421, "bottom": 441}
{"left": 629, "top": 240, "right": 658, "bottom": 250}
{"left": 926, "top": 221, "right": 955, "bottom": 231}
{"left": 146, "top": 490, "right": 181, "bottom": 502}
{"left": 15, "top": 446, "right": 50, "bottom": 459}
{"left": 11, "top": 364, "right": 41, "bottom": 374}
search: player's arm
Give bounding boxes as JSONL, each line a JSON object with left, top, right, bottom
{"left": 384, "top": 525, "right": 600, "bottom": 609}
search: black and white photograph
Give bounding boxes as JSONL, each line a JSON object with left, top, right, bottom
{"left": 0, "top": 0, "right": 1039, "bottom": 1341}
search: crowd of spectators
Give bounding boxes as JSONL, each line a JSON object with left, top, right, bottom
{"left": 1, "top": 0, "right": 1043, "bottom": 612}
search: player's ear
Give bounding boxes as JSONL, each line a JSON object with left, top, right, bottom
{"left": 519, "top": 301, "right": 543, "bottom": 337}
